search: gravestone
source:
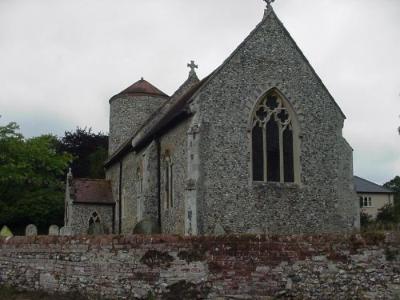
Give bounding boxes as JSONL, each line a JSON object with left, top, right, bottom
{"left": 59, "top": 226, "right": 73, "bottom": 236}
{"left": 214, "top": 223, "right": 226, "bottom": 236}
{"left": 48, "top": 225, "right": 59, "bottom": 236}
{"left": 25, "top": 224, "right": 37, "bottom": 236}
{"left": 0, "top": 225, "right": 13, "bottom": 237}
{"left": 88, "top": 221, "right": 104, "bottom": 235}
{"left": 133, "top": 218, "right": 161, "bottom": 235}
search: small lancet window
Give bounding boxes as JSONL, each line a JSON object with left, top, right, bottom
{"left": 251, "top": 91, "right": 296, "bottom": 183}
{"left": 136, "top": 167, "right": 143, "bottom": 194}
{"left": 164, "top": 154, "right": 173, "bottom": 209}
{"left": 88, "top": 212, "right": 102, "bottom": 235}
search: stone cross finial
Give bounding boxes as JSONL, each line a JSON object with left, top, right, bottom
{"left": 187, "top": 60, "right": 198, "bottom": 76}
{"left": 264, "top": 0, "right": 275, "bottom": 7}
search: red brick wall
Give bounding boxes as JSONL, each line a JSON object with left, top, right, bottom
{"left": 0, "top": 233, "right": 399, "bottom": 299}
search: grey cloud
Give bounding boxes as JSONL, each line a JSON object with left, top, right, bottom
{"left": 0, "top": 0, "right": 399, "bottom": 184}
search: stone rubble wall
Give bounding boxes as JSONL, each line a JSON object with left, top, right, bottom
{"left": 159, "top": 118, "right": 192, "bottom": 235}
{"left": 1, "top": 233, "right": 400, "bottom": 299}
{"left": 109, "top": 94, "right": 166, "bottom": 155}
{"left": 193, "top": 9, "right": 359, "bottom": 234}
{"left": 68, "top": 204, "right": 114, "bottom": 235}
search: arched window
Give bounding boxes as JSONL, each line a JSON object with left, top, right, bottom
{"left": 164, "top": 154, "right": 173, "bottom": 209}
{"left": 88, "top": 211, "right": 103, "bottom": 235}
{"left": 252, "top": 90, "right": 296, "bottom": 183}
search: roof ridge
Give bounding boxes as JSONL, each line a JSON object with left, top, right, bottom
{"left": 184, "top": 7, "right": 346, "bottom": 119}
{"left": 354, "top": 176, "right": 393, "bottom": 193}
{"left": 110, "top": 78, "right": 169, "bottom": 103}
{"left": 355, "top": 175, "right": 390, "bottom": 189}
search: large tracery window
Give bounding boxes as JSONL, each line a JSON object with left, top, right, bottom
{"left": 252, "top": 90, "right": 296, "bottom": 183}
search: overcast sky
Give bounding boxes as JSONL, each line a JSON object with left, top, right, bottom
{"left": 0, "top": 0, "right": 399, "bottom": 184}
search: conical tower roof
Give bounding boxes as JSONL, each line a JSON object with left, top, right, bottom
{"left": 118, "top": 78, "right": 169, "bottom": 98}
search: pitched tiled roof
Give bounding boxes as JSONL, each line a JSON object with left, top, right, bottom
{"left": 111, "top": 78, "right": 169, "bottom": 101}
{"left": 354, "top": 176, "right": 393, "bottom": 194}
{"left": 71, "top": 179, "right": 114, "bottom": 205}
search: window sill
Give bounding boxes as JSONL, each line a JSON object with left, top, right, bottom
{"left": 251, "top": 181, "right": 300, "bottom": 189}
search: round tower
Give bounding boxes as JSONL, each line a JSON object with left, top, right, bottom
{"left": 109, "top": 78, "right": 169, "bottom": 154}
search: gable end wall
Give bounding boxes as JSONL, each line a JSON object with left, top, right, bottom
{"left": 194, "top": 11, "right": 358, "bottom": 234}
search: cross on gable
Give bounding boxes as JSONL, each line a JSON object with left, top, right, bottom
{"left": 187, "top": 60, "right": 198, "bottom": 73}
{"left": 264, "top": 0, "right": 275, "bottom": 7}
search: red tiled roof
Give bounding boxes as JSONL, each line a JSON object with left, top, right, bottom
{"left": 117, "top": 78, "right": 169, "bottom": 98}
{"left": 71, "top": 179, "right": 114, "bottom": 205}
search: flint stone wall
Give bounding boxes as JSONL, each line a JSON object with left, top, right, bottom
{"left": 0, "top": 233, "right": 400, "bottom": 299}
{"left": 160, "top": 118, "right": 191, "bottom": 235}
{"left": 68, "top": 204, "right": 114, "bottom": 235}
{"left": 109, "top": 95, "right": 167, "bottom": 155}
{"left": 119, "top": 142, "right": 159, "bottom": 234}
{"left": 192, "top": 10, "right": 358, "bottom": 234}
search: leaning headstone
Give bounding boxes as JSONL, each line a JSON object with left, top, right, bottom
{"left": 0, "top": 225, "right": 13, "bottom": 237}
{"left": 214, "top": 223, "right": 226, "bottom": 236}
{"left": 247, "top": 227, "right": 262, "bottom": 234}
{"left": 48, "top": 225, "right": 59, "bottom": 236}
{"left": 133, "top": 218, "right": 161, "bottom": 235}
{"left": 59, "top": 226, "right": 73, "bottom": 236}
{"left": 25, "top": 224, "right": 37, "bottom": 236}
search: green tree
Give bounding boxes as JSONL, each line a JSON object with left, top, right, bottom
{"left": 384, "top": 176, "right": 400, "bottom": 206}
{"left": 374, "top": 176, "right": 400, "bottom": 227}
{"left": 360, "top": 211, "right": 373, "bottom": 228}
{"left": 57, "top": 127, "right": 108, "bottom": 178}
{"left": 0, "top": 122, "right": 71, "bottom": 234}
{"left": 376, "top": 204, "right": 399, "bottom": 225}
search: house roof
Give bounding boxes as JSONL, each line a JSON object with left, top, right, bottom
{"left": 353, "top": 176, "right": 393, "bottom": 194}
{"left": 110, "top": 78, "right": 169, "bottom": 102}
{"left": 71, "top": 179, "right": 114, "bottom": 205}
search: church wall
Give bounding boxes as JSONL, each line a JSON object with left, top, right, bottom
{"left": 159, "top": 118, "right": 191, "bottom": 235}
{"left": 68, "top": 204, "right": 113, "bottom": 235}
{"left": 336, "top": 138, "right": 360, "bottom": 227}
{"left": 109, "top": 95, "right": 166, "bottom": 155}
{"left": 141, "top": 141, "right": 160, "bottom": 224}
{"left": 120, "top": 152, "right": 137, "bottom": 233}
{"left": 120, "top": 142, "right": 160, "bottom": 233}
{"left": 106, "top": 163, "right": 120, "bottom": 233}
{"left": 1, "top": 233, "right": 399, "bottom": 299}
{"left": 193, "top": 11, "right": 358, "bottom": 234}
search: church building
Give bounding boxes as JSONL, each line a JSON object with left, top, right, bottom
{"left": 65, "top": 4, "right": 359, "bottom": 236}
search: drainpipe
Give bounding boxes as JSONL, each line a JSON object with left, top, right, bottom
{"left": 119, "top": 160, "right": 123, "bottom": 234}
{"left": 112, "top": 204, "right": 115, "bottom": 234}
{"left": 156, "top": 138, "right": 162, "bottom": 231}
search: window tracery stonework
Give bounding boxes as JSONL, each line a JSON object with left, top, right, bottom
{"left": 252, "top": 91, "right": 296, "bottom": 183}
